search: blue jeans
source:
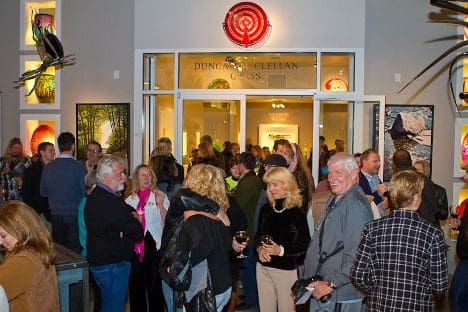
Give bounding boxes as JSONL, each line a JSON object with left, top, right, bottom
{"left": 450, "top": 258, "right": 468, "bottom": 312}
{"left": 162, "top": 280, "right": 183, "bottom": 312}
{"left": 215, "top": 287, "right": 232, "bottom": 312}
{"left": 239, "top": 245, "right": 258, "bottom": 305}
{"left": 90, "top": 261, "right": 131, "bottom": 312}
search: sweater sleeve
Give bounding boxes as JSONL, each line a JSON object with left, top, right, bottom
{"left": 182, "top": 216, "right": 214, "bottom": 266}
{"left": 282, "top": 210, "right": 311, "bottom": 257}
{"left": 430, "top": 228, "right": 448, "bottom": 293}
{"left": 121, "top": 203, "right": 144, "bottom": 240}
{"left": 0, "top": 255, "right": 35, "bottom": 302}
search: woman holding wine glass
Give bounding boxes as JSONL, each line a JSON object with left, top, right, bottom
{"left": 255, "top": 167, "right": 311, "bottom": 312}
{"left": 125, "top": 164, "right": 170, "bottom": 312}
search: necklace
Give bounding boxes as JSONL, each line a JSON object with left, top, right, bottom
{"left": 272, "top": 204, "right": 286, "bottom": 213}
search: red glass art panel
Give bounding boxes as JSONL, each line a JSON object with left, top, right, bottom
{"left": 223, "top": 2, "right": 270, "bottom": 47}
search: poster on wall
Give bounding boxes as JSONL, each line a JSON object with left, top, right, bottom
{"left": 376, "top": 104, "right": 434, "bottom": 181}
{"left": 258, "top": 124, "right": 298, "bottom": 150}
{"left": 454, "top": 118, "right": 468, "bottom": 177}
{"left": 76, "top": 103, "right": 130, "bottom": 163}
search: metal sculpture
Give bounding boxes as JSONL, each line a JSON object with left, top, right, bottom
{"left": 14, "top": 11, "right": 75, "bottom": 96}
{"left": 398, "top": 0, "right": 468, "bottom": 113}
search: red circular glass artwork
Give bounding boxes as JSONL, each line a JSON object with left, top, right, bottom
{"left": 30, "top": 125, "right": 55, "bottom": 155}
{"left": 223, "top": 2, "right": 270, "bottom": 47}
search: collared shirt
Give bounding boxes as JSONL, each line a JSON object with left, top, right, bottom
{"left": 361, "top": 170, "right": 380, "bottom": 194}
{"left": 351, "top": 210, "right": 448, "bottom": 311}
{"left": 97, "top": 182, "right": 117, "bottom": 195}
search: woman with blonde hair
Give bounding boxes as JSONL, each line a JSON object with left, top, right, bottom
{"left": 0, "top": 200, "right": 59, "bottom": 311}
{"left": 160, "top": 164, "right": 232, "bottom": 311}
{"left": 125, "top": 164, "right": 169, "bottom": 312}
{"left": 255, "top": 167, "right": 311, "bottom": 312}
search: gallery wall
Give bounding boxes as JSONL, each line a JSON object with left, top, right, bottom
{"left": 365, "top": 0, "right": 457, "bottom": 199}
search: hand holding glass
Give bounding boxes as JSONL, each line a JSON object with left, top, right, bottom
{"left": 234, "top": 231, "right": 249, "bottom": 258}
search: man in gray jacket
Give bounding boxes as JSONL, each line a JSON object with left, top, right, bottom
{"left": 304, "top": 152, "right": 373, "bottom": 311}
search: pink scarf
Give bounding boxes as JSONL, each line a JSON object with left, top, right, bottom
{"left": 134, "top": 188, "right": 151, "bottom": 262}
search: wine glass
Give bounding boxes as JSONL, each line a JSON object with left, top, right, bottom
{"left": 449, "top": 205, "right": 460, "bottom": 241}
{"left": 450, "top": 205, "right": 459, "bottom": 219}
{"left": 262, "top": 235, "right": 274, "bottom": 246}
{"left": 234, "top": 230, "right": 249, "bottom": 259}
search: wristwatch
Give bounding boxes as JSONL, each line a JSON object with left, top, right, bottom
{"left": 327, "top": 280, "right": 337, "bottom": 290}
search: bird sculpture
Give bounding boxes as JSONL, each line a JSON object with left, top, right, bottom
{"left": 398, "top": 0, "right": 468, "bottom": 114}
{"left": 14, "top": 11, "right": 75, "bottom": 96}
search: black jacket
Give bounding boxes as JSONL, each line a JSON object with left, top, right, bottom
{"left": 255, "top": 198, "right": 311, "bottom": 270}
{"left": 159, "top": 188, "right": 229, "bottom": 312}
{"left": 85, "top": 185, "right": 143, "bottom": 265}
{"left": 22, "top": 159, "right": 51, "bottom": 220}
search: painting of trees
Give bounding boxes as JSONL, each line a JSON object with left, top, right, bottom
{"left": 76, "top": 103, "right": 129, "bottom": 161}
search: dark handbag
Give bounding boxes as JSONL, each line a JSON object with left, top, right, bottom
{"left": 184, "top": 271, "right": 216, "bottom": 312}
{"left": 160, "top": 218, "right": 192, "bottom": 290}
{"left": 291, "top": 276, "right": 330, "bottom": 305}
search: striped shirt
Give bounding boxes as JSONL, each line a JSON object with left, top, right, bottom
{"left": 351, "top": 210, "right": 448, "bottom": 312}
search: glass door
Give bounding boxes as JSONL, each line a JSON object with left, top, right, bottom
{"left": 314, "top": 94, "right": 385, "bottom": 183}
{"left": 176, "top": 93, "right": 245, "bottom": 172}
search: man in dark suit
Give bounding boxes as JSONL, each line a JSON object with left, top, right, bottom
{"left": 358, "top": 148, "right": 388, "bottom": 217}
{"left": 22, "top": 141, "right": 55, "bottom": 222}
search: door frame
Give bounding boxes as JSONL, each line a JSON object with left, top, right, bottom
{"left": 314, "top": 93, "right": 386, "bottom": 181}
{"left": 175, "top": 92, "right": 246, "bottom": 165}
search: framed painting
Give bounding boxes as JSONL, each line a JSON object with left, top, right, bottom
{"left": 381, "top": 104, "right": 434, "bottom": 181}
{"left": 20, "top": 114, "right": 60, "bottom": 156}
{"left": 454, "top": 118, "right": 468, "bottom": 177}
{"left": 453, "top": 182, "right": 468, "bottom": 209}
{"left": 76, "top": 103, "right": 130, "bottom": 163}
{"left": 19, "top": 55, "right": 60, "bottom": 109}
{"left": 258, "top": 124, "right": 299, "bottom": 150}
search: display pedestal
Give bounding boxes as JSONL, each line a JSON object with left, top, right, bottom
{"left": 55, "top": 244, "right": 89, "bottom": 312}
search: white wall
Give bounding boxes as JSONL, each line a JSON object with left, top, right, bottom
{"left": 0, "top": 0, "right": 134, "bottom": 154}
{"left": 366, "top": 0, "right": 457, "bottom": 198}
{"left": 135, "top": 0, "right": 366, "bottom": 49}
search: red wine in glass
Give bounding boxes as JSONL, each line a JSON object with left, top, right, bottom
{"left": 262, "top": 235, "right": 274, "bottom": 246}
{"left": 235, "top": 231, "right": 249, "bottom": 258}
{"left": 450, "top": 206, "right": 459, "bottom": 219}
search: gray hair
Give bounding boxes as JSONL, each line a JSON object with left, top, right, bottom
{"left": 328, "top": 152, "right": 358, "bottom": 173}
{"left": 96, "top": 156, "right": 124, "bottom": 182}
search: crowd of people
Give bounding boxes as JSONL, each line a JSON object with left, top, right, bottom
{"left": 0, "top": 133, "right": 460, "bottom": 312}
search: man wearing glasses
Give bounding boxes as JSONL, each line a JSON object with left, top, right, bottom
{"left": 86, "top": 141, "right": 102, "bottom": 173}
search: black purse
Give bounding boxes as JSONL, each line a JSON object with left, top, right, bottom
{"left": 159, "top": 218, "right": 192, "bottom": 291}
{"left": 184, "top": 271, "right": 216, "bottom": 312}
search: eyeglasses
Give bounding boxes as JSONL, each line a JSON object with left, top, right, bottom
{"left": 87, "top": 149, "right": 100, "bottom": 153}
